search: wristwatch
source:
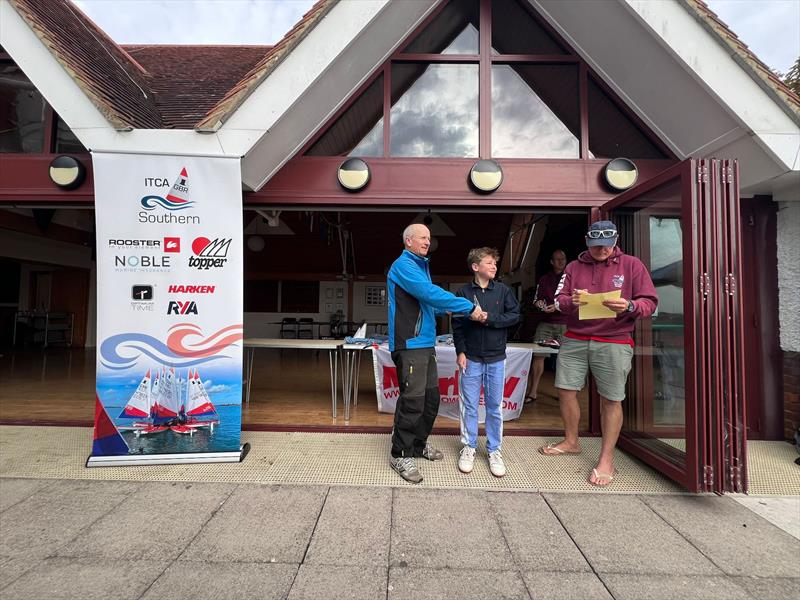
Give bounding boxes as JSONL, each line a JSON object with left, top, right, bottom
{"left": 626, "top": 300, "right": 635, "bottom": 313}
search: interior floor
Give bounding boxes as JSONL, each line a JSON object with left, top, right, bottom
{"left": 0, "top": 347, "right": 589, "bottom": 431}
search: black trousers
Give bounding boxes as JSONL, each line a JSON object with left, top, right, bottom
{"left": 390, "top": 348, "right": 440, "bottom": 458}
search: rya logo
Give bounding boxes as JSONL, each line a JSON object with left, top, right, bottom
{"left": 188, "top": 237, "right": 231, "bottom": 270}
{"left": 167, "top": 300, "right": 198, "bottom": 315}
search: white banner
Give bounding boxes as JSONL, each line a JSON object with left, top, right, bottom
{"left": 372, "top": 345, "right": 533, "bottom": 422}
{"left": 91, "top": 152, "right": 243, "bottom": 459}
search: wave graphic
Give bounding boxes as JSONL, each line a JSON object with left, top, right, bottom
{"left": 140, "top": 195, "right": 195, "bottom": 211}
{"left": 101, "top": 324, "right": 243, "bottom": 370}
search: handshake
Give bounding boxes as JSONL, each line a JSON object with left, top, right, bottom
{"left": 470, "top": 306, "right": 489, "bottom": 323}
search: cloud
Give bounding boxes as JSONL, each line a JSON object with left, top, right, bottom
{"left": 73, "top": 0, "right": 316, "bottom": 45}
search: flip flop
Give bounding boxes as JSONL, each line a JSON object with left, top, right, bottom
{"left": 538, "top": 443, "right": 582, "bottom": 456}
{"left": 524, "top": 395, "right": 536, "bottom": 405}
{"left": 588, "top": 468, "right": 618, "bottom": 487}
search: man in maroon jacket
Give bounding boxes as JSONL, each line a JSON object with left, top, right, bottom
{"left": 539, "top": 221, "right": 658, "bottom": 487}
{"left": 525, "top": 249, "right": 568, "bottom": 404}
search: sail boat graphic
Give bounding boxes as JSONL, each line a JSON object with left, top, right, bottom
{"left": 140, "top": 167, "right": 195, "bottom": 211}
{"left": 118, "top": 366, "right": 220, "bottom": 436}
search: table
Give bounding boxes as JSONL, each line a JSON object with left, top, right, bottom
{"left": 243, "top": 338, "right": 344, "bottom": 417}
{"left": 366, "top": 342, "right": 559, "bottom": 422}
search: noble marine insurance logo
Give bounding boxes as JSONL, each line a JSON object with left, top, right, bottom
{"left": 139, "top": 167, "right": 200, "bottom": 225}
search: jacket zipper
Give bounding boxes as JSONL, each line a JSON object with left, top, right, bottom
{"left": 413, "top": 309, "right": 422, "bottom": 338}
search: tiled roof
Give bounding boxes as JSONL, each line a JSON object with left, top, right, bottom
{"left": 195, "top": 0, "right": 338, "bottom": 131}
{"left": 123, "top": 45, "right": 270, "bottom": 129}
{"left": 9, "top": 0, "right": 162, "bottom": 129}
{"left": 683, "top": 0, "right": 800, "bottom": 118}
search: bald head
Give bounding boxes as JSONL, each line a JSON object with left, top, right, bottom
{"left": 403, "top": 223, "right": 431, "bottom": 257}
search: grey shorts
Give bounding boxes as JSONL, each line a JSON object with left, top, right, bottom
{"left": 534, "top": 322, "right": 567, "bottom": 342}
{"left": 554, "top": 337, "right": 633, "bottom": 401}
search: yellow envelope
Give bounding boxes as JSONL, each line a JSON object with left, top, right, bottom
{"left": 578, "top": 289, "right": 622, "bottom": 320}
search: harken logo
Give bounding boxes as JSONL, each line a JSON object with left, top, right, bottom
{"left": 167, "top": 300, "right": 198, "bottom": 315}
{"left": 189, "top": 237, "right": 231, "bottom": 270}
{"left": 168, "top": 285, "right": 216, "bottom": 294}
{"left": 164, "top": 237, "right": 181, "bottom": 253}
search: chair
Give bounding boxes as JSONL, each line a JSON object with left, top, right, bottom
{"left": 279, "top": 317, "right": 298, "bottom": 339}
{"left": 297, "top": 318, "right": 314, "bottom": 339}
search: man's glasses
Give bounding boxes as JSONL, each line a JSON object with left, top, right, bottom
{"left": 586, "top": 229, "right": 617, "bottom": 239}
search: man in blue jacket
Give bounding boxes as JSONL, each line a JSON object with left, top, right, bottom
{"left": 387, "top": 223, "right": 484, "bottom": 483}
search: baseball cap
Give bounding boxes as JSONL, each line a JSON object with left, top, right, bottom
{"left": 586, "top": 220, "right": 618, "bottom": 247}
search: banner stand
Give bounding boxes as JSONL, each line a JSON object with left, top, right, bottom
{"left": 86, "top": 442, "right": 250, "bottom": 468}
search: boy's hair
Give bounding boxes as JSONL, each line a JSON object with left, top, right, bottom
{"left": 467, "top": 247, "right": 500, "bottom": 271}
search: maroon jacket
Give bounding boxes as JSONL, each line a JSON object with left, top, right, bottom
{"left": 555, "top": 247, "right": 658, "bottom": 342}
{"left": 534, "top": 270, "right": 567, "bottom": 325}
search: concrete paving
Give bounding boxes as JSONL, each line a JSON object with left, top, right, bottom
{"left": 1, "top": 478, "right": 798, "bottom": 600}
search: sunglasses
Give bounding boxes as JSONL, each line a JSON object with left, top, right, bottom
{"left": 586, "top": 229, "right": 617, "bottom": 239}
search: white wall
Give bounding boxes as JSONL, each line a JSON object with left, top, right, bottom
{"left": 777, "top": 201, "right": 800, "bottom": 352}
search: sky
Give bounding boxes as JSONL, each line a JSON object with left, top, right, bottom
{"left": 73, "top": 0, "right": 799, "bottom": 74}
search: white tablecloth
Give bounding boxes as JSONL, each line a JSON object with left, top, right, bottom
{"left": 371, "top": 344, "right": 538, "bottom": 422}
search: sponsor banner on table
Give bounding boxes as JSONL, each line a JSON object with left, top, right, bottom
{"left": 371, "top": 345, "right": 533, "bottom": 422}
{"left": 91, "top": 152, "right": 243, "bottom": 458}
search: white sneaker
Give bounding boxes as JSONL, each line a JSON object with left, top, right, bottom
{"left": 458, "top": 445, "right": 476, "bottom": 474}
{"left": 488, "top": 450, "right": 506, "bottom": 477}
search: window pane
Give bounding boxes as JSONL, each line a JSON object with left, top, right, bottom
{"left": 281, "top": 281, "right": 320, "bottom": 313}
{"left": 492, "top": 0, "right": 567, "bottom": 55}
{"left": 588, "top": 77, "right": 666, "bottom": 159}
{"left": 306, "top": 75, "right": 383, "bottom": 156}
{"left": 491, "top": 65, "right": 579, "bottom": 158}
{"left": 54, "top": 114, "right": 87, "bottom": 153}
{"left": 0, "top": 63, "right": 45, "bottom": 153}
{"left": 244, "top": 280, "right": 278, "bottom": 312}
{"left": 402, "top": 0, "right": 479, "bottom": 54}
{"left": 390, "top": 63, "right": 478, "bottom": 157}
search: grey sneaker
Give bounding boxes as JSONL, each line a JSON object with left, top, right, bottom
{"left": 488, "top": 450, "right": 506, "bottom": 477}
{"left": 458, "top": 445, "right": 476, "bottom": 474}
{"left": 390, "top": 456, "right": 423, "bottom": 484}
{"left": 418, "top": 442, "right": 444, "bottom": 461}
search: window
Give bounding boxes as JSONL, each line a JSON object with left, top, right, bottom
{"left": 365, "top": 286, "right": 386, "bottom": 306}
{"left": 0, "top": 62, "right": 45, "bottom": 153}
{"left": 244, "top": 280, "right": 278, "bottom": 312}
{"left": 304, "top": 0, "right": 669, "bottom": 160}
{"left": 281, "top": 281, "right": 320, "bottom": 313}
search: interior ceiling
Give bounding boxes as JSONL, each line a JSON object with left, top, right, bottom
{"left": 244, "top": 211, "right": 514, "bottom": 278}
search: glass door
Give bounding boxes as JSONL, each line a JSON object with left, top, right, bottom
{"left": 600, "top": 159, "right": 746, "bottom": 493}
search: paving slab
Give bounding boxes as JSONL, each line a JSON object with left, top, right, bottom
{"left": 641, "top": 495, "right": 800, "bottom": 577}
{"left": 521, "top": 571, "right": 613, "bottom": 600}
{"left": 0, "top": 480, "right": 138, "bottom": 559}
{"left": 600, "top": 574, "right": 753, "bottom": 600}
{"left": 58, "top": 481, "right": 235, "bottom": 561}
{"left": 141, "top": 561, "right": 297, "bottom": 600}
{"left": 388, "top": 567, "right": 529, "bottom": 600}
{"left": 0, "top": 555, "right": 40, "bottom": 589}
{"left": 304, "top": 486, "right": 391, "bottom": 566}
{"left": 729, "top": 576, "right": 800, "bottom": 600}
{"left": 180, "top": 483, "right": 327, "bottom": 563}
{"left": 544, "top": 493, "right": 720, "bottom": 575}
{"left": 390, "top": 488, "right": 512, "bottom": 569}
{"left": 0, "top": 557, "right": 166, "bottom": 600}
{"left": 489, "top": 491, "right": 591, "bottom": 572}
{"left": 0, "top": 478, "right": 52, "bottom": 512}
{"left": 731, "top": 495, "right": 800, "bottom": 540}
{"left": 288, "top": 565, "right": 387, "bottom": 600}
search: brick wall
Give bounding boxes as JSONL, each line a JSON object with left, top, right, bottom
{"left": 784, "top": 350, "right": 799, "bottom": 441}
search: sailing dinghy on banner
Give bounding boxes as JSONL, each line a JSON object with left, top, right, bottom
{"left": 118, "top": 367, "right": 219, "bottom": 435}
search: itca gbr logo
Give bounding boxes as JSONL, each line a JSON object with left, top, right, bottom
{"left": 167, "top": 300, "right": 198, "bottom": 315}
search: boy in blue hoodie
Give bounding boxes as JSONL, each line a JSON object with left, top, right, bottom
{"left": 452, "top": 247, "right": 520, "bottom": 477}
